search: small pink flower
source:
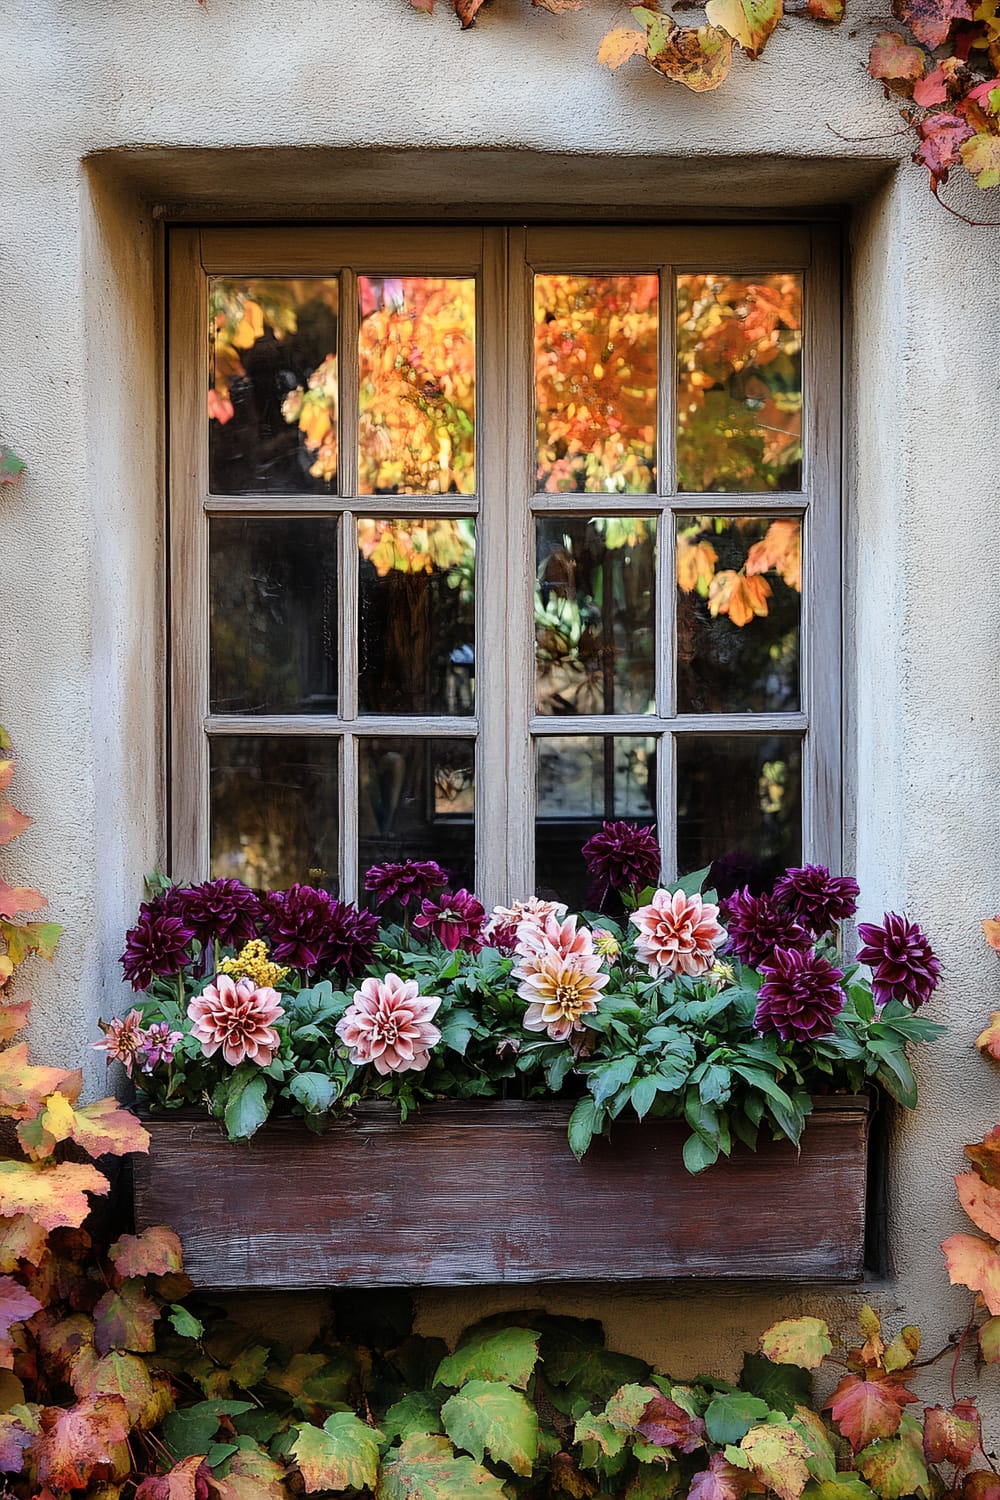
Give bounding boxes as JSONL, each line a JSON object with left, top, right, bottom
{"left": 485, "top": 897, "right": 568, "bottom": 950}
{"left": 630, "top": 890, "right": 727, "bottom": 978}
{"left": 94, "top": 1010, "right": 147, "bottom": 1077}
{"left": 187, "top": 974, "right": 285, "bottom": 1067}
{"left": 336, "top": 973, "right": 442, "bottom": 1076}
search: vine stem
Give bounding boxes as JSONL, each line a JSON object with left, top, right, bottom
{"left": 951, "top": 1311, "right": 977, "bottom": 1404}
{"left": 931, "top": 183, "right": 1000, "bottom": 228}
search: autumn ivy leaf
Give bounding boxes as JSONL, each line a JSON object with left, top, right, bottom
{"left": 891, "top": 0, "right": 972, "bottom": 44}
{"left": 739, "top": 1422, "right": 811, "bottom": 1500}
{"left": 93, "top": 1279, "right": 161, "bottom": 1354}
{"left": 532, "top": 0, "right": 582, "bottom": 11}
{"left": 942, "top": 1232, "right": 1000, "bottom": 1311}
{"left": 214, "top": 1446, "right": 289, "bottom": 1500}
{"left": 291, "top": 1411, "right": 383, "bottom": 1493}
{"left": 378, "top": 1432, "right": 508, "bottom": 1500}
{"left": 704, "top": 0, "right": 782, "bottom": 57}
{"left": 267, "top": 1349, "right": 358, "bottom": 1415}
{"left": 0, "top": 920, "right": 62, "bottom": 967}
{"left": 978, "top": 1316, "right": 1000, "bottom": 1363}
{"left": 914, "top": 110, "right": 975, "bottom": 186}
{"left": 72, "top": 1349, "right": 169, "bottom": 1430}
{"left": 0, "top": 450, "right": 25, "bottom": 489}
{"left": 869, "top": 31, "right": 925, "bottom": 80}
{"left": 0, "top": 1275, "right": 42, "bottom": 1366}
{"left": 922, "top": 1402, "right": 981, "bottom": 1467}
{"left": 789, "top": 1405, "right": 838, "bottom": 1483}
{"left": 0, "top": 1215, "right": 48, "bottom": 1270}
{"left": 759, "top": 1317, "right": 832, "bottom": 1370}
{"left": 434, "top": 1326, "right": 540, "bottom": 1390}
{"left": 31, "top": 1395, "right": 131, "bottom": 1491}
{"left": 953, "top": 1171, "right": 1000, "bottom": 1238}
{"left": 961, "top": 131, "right": 1000, "bottom": 186}
{"left": 689, "top": 1453, "right": 751, "bottom": 1500}
{"left": 455, "top": 0, "right": 488, "bottom": 25}
{"left": 135, "top": 1454, "right": 214, "bottom": 1500}
{"left": 704, "top": 1393, "right": 770, "bottom": 1445}
{"left": 110, "top": 1226, "right": 184, "bottom": 1279}
{"left": 708, "top": 570, "right": 772, "bottom": 626}
{"left": 983, "top": 919, "right": 1000, "bottom": 953}
{"left": 574, "top": 1410, "right": 628, "bottom": 1466}
{"left": 882, "top": 1326, "right": 920, "bottom": 1373}
{"left": 826, "top": 1374, "right": 918, "bottom": 1454}
{"left": 965, "top": 1473, "right": 1000, "bottom": 1500}
{"left": 441, "top": 1379, "right": 538, "bottom": 1475}
{"left": 965, "top": 1128, "right": 1000, "bottom": 1185}
{"left": 976, "top": 1010, "right": 1000, "bottom": 1059}
{"left": 0, "top": 799, "right": 30, "bottom": 847}
{"left": 801, "top": 1479, "right": 876, "bottom": 1500}
{"left": 0, "top": 1160, "right": 108, "bottom": 1231}
{"left": 19, "top": 1093, "right": 149, "bottom": 1162}
{"left": 0, "top": 1403, "right": 39, "bottom": 1472}
{"left": 855, "top": 1415, "right": 930, "bottom": 1500}
{"left": 0, "top": 1002, "right": 31, "bottom": 1044}
{"left": 0, "top": 1044, "right": 82, "bottom": 1121}
{"left": 598, "top": 26, "right": 648, "bottom": 68}
{"left": 642, "top": 18, "right": 734, "bottom": 91}
{"left": 0, "top": 882, "right": 45, "bottom": 920}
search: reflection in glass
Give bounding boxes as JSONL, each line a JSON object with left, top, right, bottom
{"left": 358, "top": 519, "right": 475, "bottom": 716}
{"left": 676, "top": 273, "right": 803, "bottom": 493}
{"left": 359, "top": 738, "right": 475, "bottom": 898}
{"left": 535, "top": 735, "right": 657, "bottom": 908}
{"left": 210, "top": 737, "right": 339, "bottom": 893}
{"left": 210, "top": 517, "right": 338, "bottom": 715}
{"left": 358, "top": 277, "right": 476, "bottom": 495}
{"left": 535, "top": 274, "right": 658, "bottom": 494}
{"left": 676, "top": 515, "right": 801, "bottom": 714}
{"left": 209, "top": 277, "right": 340, "bottom": 494}
{"left": 535, "top": 517, "right": 656, "bottom": 716}
{"left": 676, "top": 735, "right": 802, "bottom": 896}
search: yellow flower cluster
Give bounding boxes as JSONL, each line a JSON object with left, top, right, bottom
{"left": 219, "top": 939, "right": 289, "bottom": 990}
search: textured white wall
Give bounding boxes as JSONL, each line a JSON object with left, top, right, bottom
{"left": 2, "top": 0, "right": 1000, "bottom": 1395}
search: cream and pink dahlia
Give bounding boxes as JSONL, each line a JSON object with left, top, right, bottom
{"left": 630, "top": 889, "right": 727, "bottom": 978}
{"left": 513, "top": 912, "right": 596, "bottom": 967}
{"left": 335, "top": 974, "right": 442, "bottom": 1075}
{"left": 485, "top": 897, "right": 568, "bottom": 951}
{"left": 187, "top": 975, "right": 285, "bottom": 1067}
{"left": 517, "top": 951, "right": 609, "bottom": 1042}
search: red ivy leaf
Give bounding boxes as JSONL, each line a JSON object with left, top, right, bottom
{"left": 0, "top": 1276, "right": 42, "bottom": 1347}
{"left": 965, "top": 1473, "right": 1000, "bottom": 1500}
{"left": 826, "top": 1373, "right": 918, "bottom": 1452}
{"left": 983, "top": 919, "right": 1000, "bottom": 953}
{"left": 31, "top": 1396, "right": 130, "bottom": 1492}
{"left": 942, "top": 1233, "right": 1000, "bottom": 1312}
{"left": 455, "top": 0, "right": 488, "bottom": 24}
{"left": 914, "top": 109, "right": 975, "bottom": 185}
{"left": 636, "top": 1395, "right": 707, "bottom": 1452}
{"left": 955, "top": 1172, "right": 1000, "bottom": 1238}
{"left": 93, "top": 1280, "right": 161, "bottom": 1355}
{"left": 891, "top": 0, "right": 972, "bottom": 48}
{"left": 136, "top": 1456, "right": 213, "bottom": 1500}
{"left": 0, "top": 1407, "right": 38, "bottom": 1473}
{"left": 110, "top": 1227, "right": 184, "bottom": 1279}
{"left": 0, "top": 883, "right": 46, "bottom": 920}
{"left": 869, "top": 31, "right": 925, "bottom": 79}
{"left": 966, "top": 1128, "right": 1000, "bottom": 1186}
{"left": 923, "top": 1403, "right": 981, "bottom": 1468}
{"left": 0, "top": 1216, "right": 49, "bottom": 1271}
{"left": 689, "top": 1454, "right": 751, "bottom": 1500}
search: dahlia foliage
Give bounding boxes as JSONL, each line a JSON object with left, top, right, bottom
{"left": 105, "top": 844, "right": 941, "bottom": 1168}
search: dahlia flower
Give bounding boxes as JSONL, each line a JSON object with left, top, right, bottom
{"left": 593, "top": 929, "right": 621, "bottom": 959}
{"left": 175, "top": 878, "right": 262, "bottom": 949}
{"left": 335, "top": 974, "right": 442, "bottom": 1075}
{"left": 754, "top": 946, "right": 846, "bottom": 1040}
{"left": 629, "top": 890, "right": 726, "bottom": 978}
{"left": 518, "top": 951, "right": 609, "bottom": 1041}
{"left": 513, "top": 912, "right": 597, "bottom": 967}
{"left": 188, "top": 975, "right": 285, "bottom": 1066}
{"left": 263, "top": 885, "right": 378, "bottom": 977}
{"left": 582, "top": 820, "right": 662, "bottom": 906}
{"left": 364, "top": 859, "right": 447, "bottom": 908}
{"left": 484, "top": 897, "right": 568, "bottom": 951}
{"left": 121, "top": 899, "right": 196, "bottom": 991}
{"left": 412, "top": 888, "right": 486, "bottom": 953}
{"left": 138, "top": 1021, "right": 183, "bottom": 1074}
{"left": 93, "top": 1010, "right": 147, "bottom": 1076}
{"left": 720, "top": 887, "right": 811, "bottom": 970}
{"left": 856, "top": 913, "right": 941, "bottom": 1008}
{"left": 772, "top": 864, "right": 860, "bottom": 937}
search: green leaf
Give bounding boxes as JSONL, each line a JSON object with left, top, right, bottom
{"left": 378, "top": 1433, "right": 508, "bottom": 1500}
{"left": 0, "top": 449, "right": 25, "bottom": 488}
{"left": 434, "top": 1327, "right": 540, "bottom": 1391}
{"left": 222, "top": 1066, "right": 271, "bottom": 1142}
{"left": 871, "top": 1048, "right": 917, "bottom": 1110}
{"left": 705, "top": 1393, "right": 771, "bottom": 1444}
{"left": 382, "top": 1392, "right": 443, "bottom": 1444}
{"left": 568, "top": 1096, "right": 600, "bottom": 1161}
{"left": 441, "top": 1380, "right": 538, "bottom": 1475}
{"left": 698, "top": 1064, "right": 732, "bottom": 1106}
{"left": 802, "top": 1480, "right": 877, "bottom": 1500}
{"left": 590, "top": 1056, "right": 638, "bottom": 1106}
{"left": 676, "top": 865, "right": 711, "bottom": 897}
{"left": 631, "top": 1074, "right": 658, "bottom": 1120}
{"left": 740, "top": 1354, "right": 812, "bottom": 1417}
{"left": 855, "top": 1421, "right": 930, "bottom": 1500}
{"left": 683, "top": 1133, "right": 720, "bottom": 1173}
{"left": 168, "top": 1304, "right": 205, "bottom": 1341}
{"left": 289, "top": 1073, "right": 338, "bottom": 1115}
{"left": 163, "top": 1401, "right": 254, "bottom": 1460}
{"left": 292, "top": 1412, "right": 383, "bottom": 1493}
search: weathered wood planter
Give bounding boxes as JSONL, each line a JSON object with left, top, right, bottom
{"left": 132, "top": 1095, "right": 871, "bottom": 1289}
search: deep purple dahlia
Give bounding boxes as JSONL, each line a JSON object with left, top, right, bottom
{"left": 720, "top": 886, "right": 812, "bottom": 970}
{"left": 120, "top": 898, "right": 195, "bottom": 991}
{"left": 856, "top": 912, "right": 941, "bottom": 1008}
{"left": 176, "top": 878, "right": 263, "bottom": 949}
{"left": 772, "top": 864, "right": 860, "bottom": 937}
{"left": 364, "top": 860, "right": 447, "bottom": 908}
{"left": 412, "top": 888, "right": 486, "bottom": 953}
{"left": 754, "top": 945, "right": 846, "bottom": 1041}
{"left": 581, "top": 820, "right": 661, "bottom": 907}
{"left": 263, "top": 885, "right": 378, "bottom": 977}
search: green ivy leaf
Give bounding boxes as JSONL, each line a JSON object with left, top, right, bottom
{"left": 291, "top": 1412, "right": 383, "bottom": 1493}
{"left": 382, "top": 1392, "right": 443, "bottom": 1444}
{"left": 434, "top": 1327, "right": 540, "bottom": 1391}
{"left": 740, "top": 1354, "right": 812, "bottom": 1417}
{"left": 802, "top": 1480, "right": 877, "bottom": 1500}
{"left": 168, "top": 1304, "right": 205, "bottom": 1341}
{"left": 441, "top": 1380, "right": 538, "bottom": 1475}
{"left": 378, "top": 1433, "right": 508, "bottom": 1500}
{"left": 704, "top": 1393, "right": 771, "bottom": 1444}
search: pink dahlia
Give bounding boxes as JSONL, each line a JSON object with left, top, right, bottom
{"left": 484, "top": 897, "right": 568, "bottom": 952}
{"left": 518, "top": 951, "right": 609, "bottom": 1041}
{"left": 513, "top": 912, "right": 597, "bottom": 967}
{"left": 187, "top": 975, "right": 285, "bottom": 1066}
{"left": 335, "top": 974, "right": 442, "bottom": 1075}
{"left": 630, "top": 889, "right": 727, "bottom": 978}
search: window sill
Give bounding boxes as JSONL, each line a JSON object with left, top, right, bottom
{"left": 132, "top": 1095, "right": 871, "bottom": 1290}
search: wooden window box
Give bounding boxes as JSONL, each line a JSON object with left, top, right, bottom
{"left": 132, "top": 1095, "right": 871, "bottom": 1289}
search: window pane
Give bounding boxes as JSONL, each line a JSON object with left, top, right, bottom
{"left": 535, "top": 274, "right": 658, "bottom": 494}
{"left": 359, "top": 737, "right": 475, "bottom": 895}
{"left": 676, "top": 734, "right": 802, "bottom": 896}
{"left": 535, "top": 517, "right": 656, "bottom": 716}
{"left": 676, "top": 515, "right": 801, "bottom": 714}
{"left": 535, "top": 734, "right": 657, "bottom": 908}
{"left": 676, "top": 273, "right": 803, "bottom": 493}
{"left": 210, "top": 736, "right": 339, "bottom": 893}
{"left": 358, "top": 277, "right": 476, "bottom": 495}
{"left": 358, "top": 518, "right": 475, "bottom": 716}
{"left": 209, "top": 277, "right": 340, "bottom": 494}
{"left": 210, "top": 517, "right": 338, "bottom": 715}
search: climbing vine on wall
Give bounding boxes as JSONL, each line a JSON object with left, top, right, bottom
{"left": 406, "top": 0, "right": 1000, "bottom": 205}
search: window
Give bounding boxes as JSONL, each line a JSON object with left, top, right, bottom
{"left": 168, "top": 225, "right": 841, "bottom": 911}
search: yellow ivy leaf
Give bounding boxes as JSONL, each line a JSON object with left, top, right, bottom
{"left": 704, "top": 0, "right": 783, "bottom": 56}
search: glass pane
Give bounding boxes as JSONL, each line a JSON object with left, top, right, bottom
{"left": 676, "top": 273, "right": 803, "bottom": 493}
{"left": 358, "top": 518, "right": 475, "bottom": 716}
{"left": 676, "top": 734, "right": 802, "bottom": 897}
{"left": 209, "top": 277, "right": 340, "bottom": 495}
{"left": 535, "top": 274, "right": 658, "bottom": 494}
{"left": 359, "top": 738, "right": 475, "bottom": 897}
{"left": 676, "top": 515, "right": 801, "bottom": 714}
{"left": 535, "top": 517, "right": 656, "bottom": 716}
{"left": 210, "top": 737, "right": 340, "bottom": 893}
{"left": 358, "top": 277, "right": 476, "bottom": 495}
{"left": 210, "top": 517, "right": 338, "bottom": 715}
{"left": 535, "top": 735, "right": 657, "bottom": 908}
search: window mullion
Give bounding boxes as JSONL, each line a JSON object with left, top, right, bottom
{"left": 505, "top": 229, "right": 535, "bottom": 901}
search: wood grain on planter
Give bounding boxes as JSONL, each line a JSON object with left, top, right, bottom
{"left": 132, "top": 1096, "right": 870, "bottom": 1289}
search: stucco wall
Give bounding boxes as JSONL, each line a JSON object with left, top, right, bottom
{"left": 3, "top": 0, "right": 1000, "bottom": 1400}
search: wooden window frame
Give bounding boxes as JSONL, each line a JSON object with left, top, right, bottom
{"left": 168, "top": 223, "right": 842, "bottom": 908}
